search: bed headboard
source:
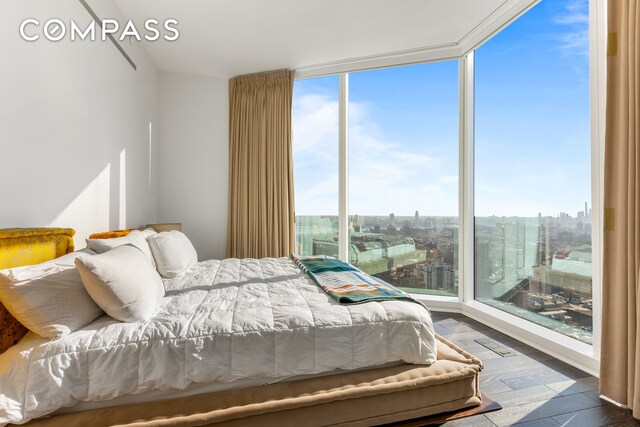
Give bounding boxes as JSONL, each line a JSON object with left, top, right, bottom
{"left": 0, "top": 228, "right": 75, "bottom": 353}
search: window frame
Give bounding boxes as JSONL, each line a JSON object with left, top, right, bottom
{"left": 292, "top": 0, "right": 606, "bottom": 376}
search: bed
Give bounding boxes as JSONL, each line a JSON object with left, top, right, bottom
{"left": 0, "top": 228, "right": 482, "bottom": 426}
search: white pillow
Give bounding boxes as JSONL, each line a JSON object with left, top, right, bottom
{"left": 86, "top": 229, "right": 156, "bottom": 267}
{"left": 147, "top": 231, "right": 198, "bottom": 278}
{"left": 139, "top": 228, "right": 158, "bottom": 238}
{"left": 0, "top": 250, "right": 104, "bottom": 338}
{"left": 75, "top": 245, "right": 165, "bottom": 322}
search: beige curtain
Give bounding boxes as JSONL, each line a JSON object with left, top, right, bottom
{"left": 226, "top": 69, "right": 295, "bottom": 259}
{"left": 600, "top": 0, "right": 640, "bottom": 418}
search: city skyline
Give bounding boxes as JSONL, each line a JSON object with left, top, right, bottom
{"left": 299, "top": 200, "right": 593, "bottom": 223}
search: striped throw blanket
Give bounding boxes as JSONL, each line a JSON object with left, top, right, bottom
{"left": 292, "top": 255, "right": 424, "bottom": 306}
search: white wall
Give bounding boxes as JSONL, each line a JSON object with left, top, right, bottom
{"left": 0, "top": 1, "right": 230, "bottom": 258}
{"left": 157, "top": 72, "right": 228, "bottom": 260}
{"left": 0, "top": 0, "right": 159, "bottom": 247}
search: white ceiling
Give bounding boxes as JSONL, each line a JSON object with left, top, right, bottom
{"left": 114, "top": 0, "right": 535, "bottom": 78}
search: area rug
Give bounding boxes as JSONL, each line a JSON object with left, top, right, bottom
{"left": 380, "top": 392, "right": 502, "bottom": 426}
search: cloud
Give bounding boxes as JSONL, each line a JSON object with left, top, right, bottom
{"left": 292, "top": 86, "right": 589, "bottom": 218}
{"left": 292, "top": 93, "right": 338, "bottom": 154}
{"left": 292, "top": 92, "right": 458, "bottom": 216}
{"left": 292, "top": 93, "right": 340, "bottom": 215}
{"left": 438, "top": 175, "right": 458, "bottom": 184}
{"left": 554, "top": 0, "right": 589, "bottom": 25}
{"left": 554, "top": 0, "right": 589, "bottom": 56}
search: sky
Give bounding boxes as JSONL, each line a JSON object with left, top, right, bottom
{"left": 293, "top": 0, "right": 590, "bottom": 218}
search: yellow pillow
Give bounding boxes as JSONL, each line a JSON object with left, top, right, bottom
{"left": 88, "top": 229, "right": 137, "bottom": 240}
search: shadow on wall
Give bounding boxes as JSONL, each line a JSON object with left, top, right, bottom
{"left": 46, "top": 136, "right": 155, "bottom": 245}
{"left": 1, "top": 123, "right": 156, "bottom": 247}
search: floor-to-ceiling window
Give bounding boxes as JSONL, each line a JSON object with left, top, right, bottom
{"left": 293, "top": 63, "right": 459, "bottom": 297}
{"left": 474, "top": 0, "right": 592, "bottom": 344}
{"left": 348, "top": 63, "right": 459, "bottom": 296}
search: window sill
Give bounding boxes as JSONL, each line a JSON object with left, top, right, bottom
{"left": 410, "top": 294, "right": 461, "bottom": 313}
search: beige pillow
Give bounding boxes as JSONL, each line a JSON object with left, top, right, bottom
{"left": 75, "top": 245, "right": 165, "bottom": 322}
{"left": 0, "top": 250, "right": 104, "bottom": 338}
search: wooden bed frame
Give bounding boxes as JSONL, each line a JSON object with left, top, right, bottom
{"left": 0, "top": 228, "right": 483, "bottom": 427}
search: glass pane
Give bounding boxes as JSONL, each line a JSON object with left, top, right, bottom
{"left": 293, "top": 76, "right": 339, "bottom": 256}
{"left": 347, "top": 62, "right": 459, "bottom": 296}
{"left": 474, "top": 0, "right": 592, "bottom": 343}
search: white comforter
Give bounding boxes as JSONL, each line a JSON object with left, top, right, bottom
{"left": 0, "top": 257, "right": 436, "bottom": 425}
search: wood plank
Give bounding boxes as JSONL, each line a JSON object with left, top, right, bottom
{"left": 440, "top": 414, "right": 497, "bottom": 426}
{"left": 484, "top": 385, "right": 599, "bottom": 425}
{"left": 489, "top": 385, "right": 559, "bottom": 408}
{"left": 480, "top": 380, "right": 513, "bottom": 395}
{"left": 552, "top": 404, "right": 637, "bottom": 426}
{"left": 507, "top": 418, "right": 561, "bottom": 426}
{"left": 546, "top": 377, "right": 600, "bottom": 396}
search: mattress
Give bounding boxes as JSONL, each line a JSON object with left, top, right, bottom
{"left": 23, "top": 335, "right": 482, "bottom": 427}
{"left": 52, "top": 361, "right": 404, "bottom": 415}
{"left": 0, "top": 257, "right": 436, "bottom": 426}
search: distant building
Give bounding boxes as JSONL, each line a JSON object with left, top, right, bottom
{"left": 416, "top": 263, "right": 455, "bottom": 293}
{"left": 585, "top": 202, "right": 588, "bottom": 220}
{"left": 475, "top": 239, "right": 492, "bottom": 292}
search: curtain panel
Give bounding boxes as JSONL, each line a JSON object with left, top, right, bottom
{"left": 226, "top": 69, "right": 295, "bottom": 259}
{"left": 600, "top": 0, "right": 640, "bottom": 418}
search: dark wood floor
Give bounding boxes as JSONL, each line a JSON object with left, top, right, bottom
{"left": 431, "top": 312, "right": 640, "bottom": 427}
